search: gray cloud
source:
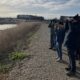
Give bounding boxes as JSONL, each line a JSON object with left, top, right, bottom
{"left": 1, "top": 0, "right": 80, "bottom": 10}
{"left": 0, "top": 0, "right": 80, "bottom": 18}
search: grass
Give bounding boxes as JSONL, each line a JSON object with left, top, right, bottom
{"left": 0, "top": 51, "right": 30, "bottom": 73}
{"left": 0, "top": 22, "right": 41, "bottom": 74}
{"left": 9, "top": 51, "right": 27, "bottom": 61}
{"left": 0, "top": 64, "right": 11, "bottom": 73}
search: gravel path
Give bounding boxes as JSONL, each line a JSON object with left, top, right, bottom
{"left": 6, "top": 23, "right": 80, "bottom": 80}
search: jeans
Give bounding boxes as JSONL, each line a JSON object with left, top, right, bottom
{"left": 67, "top": 48, "right": 76, "bottom": 72}
{"left": 56, "top": 42, "right": 62, "bottom": 60}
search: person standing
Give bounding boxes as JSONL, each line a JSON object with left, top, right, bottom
{"left": 55, "top": 21, "right": 65, "bottom": 62}
{"left": 48, "top": 19, "right": 57, "bottom": 50}
{"left": 64, "top": 14, "right": 80, "bottom": 76}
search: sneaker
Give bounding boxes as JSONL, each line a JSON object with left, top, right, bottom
{"left": 55, "top": 57, "right": 59, "bottom": 59}
{"left": 66, "top": 71, "right": 76, "bottom": 76}
{"left": 56, "top": 58, "right": 62, "bottom": 62}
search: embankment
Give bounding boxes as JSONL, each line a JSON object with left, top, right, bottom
{"left": 0, "top": 22, "right": 41, "bottom": 53}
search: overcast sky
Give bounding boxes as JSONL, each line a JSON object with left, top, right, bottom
{"left": 0, "top": 0, "right": 80, "bottom": 19}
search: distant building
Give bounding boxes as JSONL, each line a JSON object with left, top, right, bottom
{"left": 17, "top": 15, "right": 44, "bottom": 21}
{"left": 60, "top": 16, "right": 73, "bottom": 21}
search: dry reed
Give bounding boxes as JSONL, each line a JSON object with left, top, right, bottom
{"left": 0, "top": 22, "right": 41, "bottom": 53}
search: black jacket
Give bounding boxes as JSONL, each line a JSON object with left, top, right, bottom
{"left": 64, "top": 21, "right": 80, "bottom": 49}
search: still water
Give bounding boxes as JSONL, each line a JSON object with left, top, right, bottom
{"left": 0, "top": 24, "right": 17, "bottom": 30}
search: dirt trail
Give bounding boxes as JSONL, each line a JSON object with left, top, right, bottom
{"left": 6, "top": 23, "right": 80, "bottom": 80}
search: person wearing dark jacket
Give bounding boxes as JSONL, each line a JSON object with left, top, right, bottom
{"left": 48, "top": 19, "right": 57, "bottom": 50}
{"left": 64, "top": 14, "right": 80, "bottom": 76}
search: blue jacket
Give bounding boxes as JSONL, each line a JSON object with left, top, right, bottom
{"left": 56, "top": 27, "right": 65, "bottom": 44}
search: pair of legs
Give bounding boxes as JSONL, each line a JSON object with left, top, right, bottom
{"left": 50, "top": 28, "right": 57, "bottom": 49}
{"left": 76, "top": 48, "right": 80, "bottom": 64}
{"left": 66, "top": 47, "right": 76, "bottom": 76}
{"left": 50, "top": 34, "right": 54, "bottom": 48}
{"left": 56, "top": 42, "right": 63, "bottom": 61}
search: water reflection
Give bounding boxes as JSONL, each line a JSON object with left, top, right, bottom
{"left": 0, "top": 24, "right": 16, "bottom": 30}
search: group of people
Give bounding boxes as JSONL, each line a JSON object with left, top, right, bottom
{"left": 48, "top": 14, "right": 80, "bottom": 76}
